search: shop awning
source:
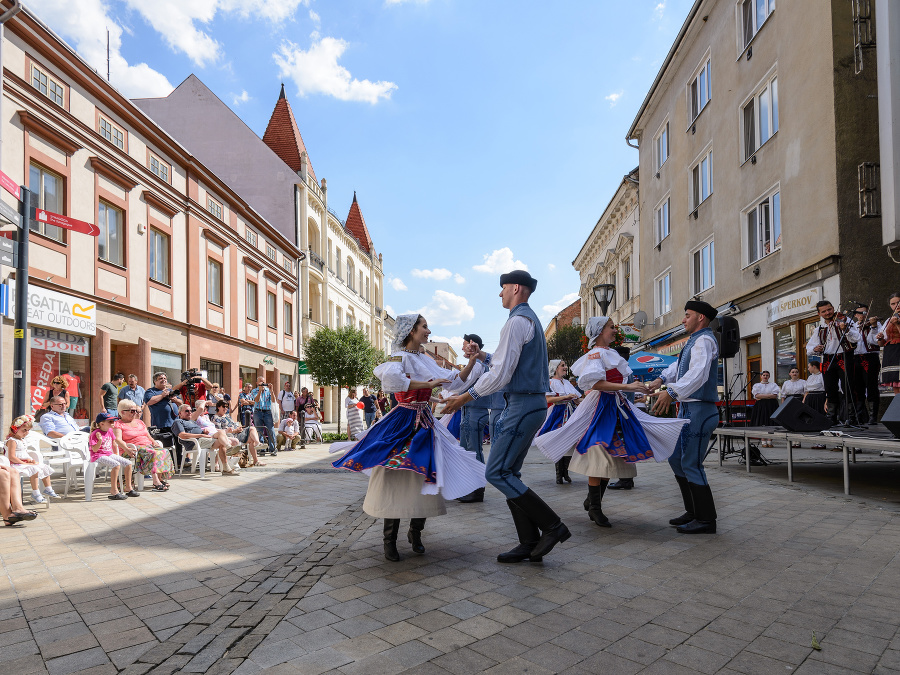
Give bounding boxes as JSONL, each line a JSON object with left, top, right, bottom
{"left": 297, "top": 361, "right": 309, "bottom": 374}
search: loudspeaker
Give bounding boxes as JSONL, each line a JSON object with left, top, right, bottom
{"left": 770, "top": 397, "right": 832, "bottom": 432}
{"left": 710, "top": 315, "right": 740, "bottom": 358}
{"left": 882, "top": 395, "right": 900, "bottom": 439}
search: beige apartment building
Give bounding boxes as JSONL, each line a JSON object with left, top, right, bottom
{"left": 626, "top": 0, "right": 893, "bottom": 392}
{"left": 573, "top": 168, "right": 641, "bottom": 332}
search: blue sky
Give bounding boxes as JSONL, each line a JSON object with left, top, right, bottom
{"left": 28, "top": 0, "right": 694, "bottom": 360}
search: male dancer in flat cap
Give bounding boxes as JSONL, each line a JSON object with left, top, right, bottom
{"left": 457, "top": 333, "right": 491, "bottom": 503}
{"left": 647, "top": 301, "right": 720, "bottom": 534}
{"left": 443, "top": 270, "right": 569, "bottom": 561}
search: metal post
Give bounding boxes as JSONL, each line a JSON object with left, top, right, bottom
{"left": 12, "top": 186, "right": 29, "bottom": 417}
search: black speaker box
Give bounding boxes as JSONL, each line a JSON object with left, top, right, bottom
{"left": 710, "top": 315, "right": 740, "bottom": 359}
{"left": 771, "top": 397, "right": 832, "bottom": 432}
{"left": 882, "top": 395, "right": 900, "bottom": 439}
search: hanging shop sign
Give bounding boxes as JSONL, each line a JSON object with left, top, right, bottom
{"left": 30, "top": 328, "right": 90, "bottom": 355}
{"left": 6, "top": 279, "right": 97, "bottom": 335}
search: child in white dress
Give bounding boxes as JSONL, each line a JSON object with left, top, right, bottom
{"left": 5, "top": 415, "right": 57, "bottom": 503}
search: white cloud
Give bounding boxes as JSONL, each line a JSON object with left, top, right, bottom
{"left": 309, "top": 9, "right": 321, "bottom": 25}
{"left": 385, "top": 0, "right": 431, "bottom": 4}
{"left": 26, "top": 0, "right": 174, "bottom": 98}
{"left": 605, "top": 90, "right": 624, "bottom": 107}
{"left": 384, "top": 304, "right": 396, "bottom": 316}
{"left": 541, "top": 292, "right": 580, "bottom": 320}
{"left": 122, "top": 0, "right": 307, "bottom": 68}
{"left": 653, "top": 2, "right": 666, "bottom": 19}
{"left": 388, "top": 277, "right": 408, "bottom": 291}
{"left": 411, "top": 268, "right": 453, "bottom": 281}
{"left": 417, "top": 291, "right": 474, "bottom": 326}
{"left": 473, "top": 248, "right": 528, "bottom": 274}
{"left": 429, "top": 335, "right": 465, "bottom": 361}
{"left": 274, "top": 34, "right": 398, "bottom": 104}
{"left": 548, "top": 263, "right": 556, "bottom": 271}
{"left": 454, "top": 274, "right": 466, "bottom": 284}
{"left": 231, "top": 90, "right": 251, "bottom": 105}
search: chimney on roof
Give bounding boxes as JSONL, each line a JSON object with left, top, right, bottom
{"left": 279, "top": 83, "right": 286, "bottom": 100}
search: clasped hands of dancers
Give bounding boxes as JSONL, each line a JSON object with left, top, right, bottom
{"left": 331, "top": 270, "right": 722, "bottom": 564}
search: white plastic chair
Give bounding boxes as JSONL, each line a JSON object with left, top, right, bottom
{"left": 178, "top": 438, "right": 209, "bottom": 478}
{"left": 54, "top": 431, "right": 89, "bottom": 497}
{"left": 83, "top": 444, "right": 137, "bottom": 501}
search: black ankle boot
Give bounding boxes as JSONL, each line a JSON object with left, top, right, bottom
{"left": 676, "top": 483, "right": 717, "bottom": 534}
{"left": 587, "top": 482, "right": 610, "bottom": 527}
{"left": 669, "top": 475, "right": 695, "bottom": 526}
{"left": 383, "top": 519, "right": 401, "bottom": 561}
{"left": 560, "top": 456, "right": 572, "bottom": 483}
{"left": 497, "top": 500, "right": 542, "bottom": 563}
{"left": 607, "top": 478, "right": 634, "bottom": 490}
{"left": 555, "top": 459, "right": 565, "bottom": 484}
{"left": 509, "top": 489, "right": 570, "bottom": 559}
{"left": 407, "top": 518, "right": 426, "bottom": 554}
{"left": 457, "top": 487, "right": 485, "bottom": 503}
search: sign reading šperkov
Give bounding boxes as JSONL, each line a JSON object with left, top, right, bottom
{"left": 767, "top": 286, "right": 822, "bottom": 325}
{"left": 5, "top": 280, "right": 97, "bottom": 335}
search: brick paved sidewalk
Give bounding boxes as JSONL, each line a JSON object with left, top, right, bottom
{"left": 2, "top": 445, "right": 900, "bottom": 674}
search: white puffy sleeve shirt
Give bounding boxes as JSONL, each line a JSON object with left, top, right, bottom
{"left": 571, "top": 347, "right": 632, "bottom": 390}
{"left": 548, "top": 378, "right": 582, "bottom": 398}
{"left": 659, "top": 334, "right": 718, "bottom": 402}
{"left": 780, "top": 380, "right": 806, "bottom": 397}
{"left": 805, "top": 373, "right": 825, "bottom": 393}
{"left": 471, "top": 316, "right": 534, "bottom": 398}
{"left": 752, "top": 382, "right": 781, "bottom": 399}
{"left": 374, "top": 352, "right": 484, "bottom": 394}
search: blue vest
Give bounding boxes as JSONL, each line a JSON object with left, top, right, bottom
{"left": 506, "top": 303, "right": 550, "bottom": 394}
{"left": 675, "top": 327, "right": 719, "bottom": 402}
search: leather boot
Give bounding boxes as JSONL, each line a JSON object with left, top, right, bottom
{"left": 457, "top": 487, "right": 485, "bottom": 503}
{"left": 676, "top": 483, "right": 717, "bottom": 534}
{"left": 407, "top": 518, "right": 426, "bottom": 554}
{"left": 510, "top": 489, "right": 570, "bottom": 559}
{"left": 587, "top": 482, "right": 610, "bottom": 528}
{"left": 555, "top": 459, "right": 565, "bottom": 484}
{"left": 497, "top": 500, "right": 542, "bottom": 563}
{"left": 607, "top": 478, "right": 634, "bottom": 490}
{"left": 560, "top": 456, "right": 572, "bottom": 483}
{"left": 383, "top": 519, "right": 401, "bottom": 561}
{"left": 669, "top": 475, "right": 695, "bottom": 526}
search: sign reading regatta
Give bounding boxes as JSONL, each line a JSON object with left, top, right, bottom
{"left": 767, "top": 286, "right": 822, "bottom": 325}
{"left": 31, "top": 328, "right": 90, "bottom": 355}
{"left": 6, "top": 280, "right": 97, "bottom": 335}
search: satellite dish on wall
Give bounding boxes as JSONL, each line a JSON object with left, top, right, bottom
{"left": 633, "top": 311, "right": 648, "bottom": 330}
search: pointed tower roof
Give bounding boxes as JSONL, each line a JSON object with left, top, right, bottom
{"left": 262, "top": 84, "right": 317, "bottom": 184}
{"left": 345, "top": 191, "right": 373, "bottom": 254}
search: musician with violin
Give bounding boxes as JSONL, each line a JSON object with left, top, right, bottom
{"left": 805, "top": 300, "right": 862, "bottom": 425}
{"left": 876, "top": 292, "right": 900, "bottom": 395}
{"left": 851, "top": 303, "right": 883, "bottom": 423}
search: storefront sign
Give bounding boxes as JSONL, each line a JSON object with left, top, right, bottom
{"left": 6, "top": 280, "right": 97, "bottom": 335}
{"left": 31, "top": 328, "right": 90, "bottom": 355}
{"left": 768, "top": 286, "right": 822, "bottom": 325}
{"left": 655, "top": 336, "right": 689, "bottom": 356}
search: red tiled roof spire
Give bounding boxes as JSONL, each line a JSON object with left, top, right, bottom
{"left": 262, "top": 84, "right": 317, "bottom": 184}
{"left": 345, "top": 191, "right": 373, "bottom": 254}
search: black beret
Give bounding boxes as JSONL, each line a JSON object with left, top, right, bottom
{"left": 684, "top": 300, "right": 717, "bottom": 321}
{"left": 463, "top": 334, "right": 484, "bottom": 348}
{"left": 499, "top": 269, "right": 537, "bottom": 292}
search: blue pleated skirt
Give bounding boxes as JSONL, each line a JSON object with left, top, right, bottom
{"left": 445, "top": 410, "right": 461, "bottom": 440}
{"left": 575, "top": 392, "right": 654, "bottom": 462}
{"left": 537, "top": 403, "right": 569, "bottom": 437}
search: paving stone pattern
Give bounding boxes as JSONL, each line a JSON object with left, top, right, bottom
{"left": 2, "top": 444, "right": 900, "bottom": 674}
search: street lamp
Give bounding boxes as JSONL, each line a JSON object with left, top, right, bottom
{"left": 593, "top": 284, "right": 616, "bottom": 316}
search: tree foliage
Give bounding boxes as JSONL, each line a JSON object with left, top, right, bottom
{"left": 303, "top": 326, "right": 381, "bottom": 433}
{"left": 546, "top": 324, "right": 585, "bottom": 369}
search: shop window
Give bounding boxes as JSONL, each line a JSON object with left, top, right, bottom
{"left": 773, "top": 323, "right": 797, "bottom": 384}
{"left": 207, "top": 258, "right": 223, "bottom": 306}
{"left": 29, "top": 163, "right": 64, "bottom": 242}
{"left": 149, "top": 228, "right": 169, "bottom": 284}
{"left": 267, "top": 291, "right": 277, "bottom": 329}
{"left": 30, "top": 339, "right": 91, "bottom": 422}
{"left": 98, "top": 201, "right": 125, "bottom": 266}
{"left": 745, "top": 335, "right": 761, "bottom": 390}
{"left": 239, "top": 366, "right": 257, "bottom": 390}
{"left": 246, "top": 280, "right": 258, "bottom": 320}
{"left": 151, "top": 349, "right": 184, "bottom": 392}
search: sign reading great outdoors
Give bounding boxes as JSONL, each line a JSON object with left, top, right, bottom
{"left": 6, "top": 280, "right": 97, "bottom": 335}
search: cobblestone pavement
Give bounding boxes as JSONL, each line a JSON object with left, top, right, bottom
{"left": 2, "top": 442, "right": 900, "bottom": 674}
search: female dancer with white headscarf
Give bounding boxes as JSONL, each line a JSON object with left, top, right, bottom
{"left": 534, "top": 360, "right": 582, "bottom": 484}
{"left": 534, "top": 317, "right": 689, "bottom": 528}
{"left": 331, "top": 314, "right": 487, "bottom": 562}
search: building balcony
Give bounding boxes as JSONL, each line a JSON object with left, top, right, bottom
{"left": 308, "top": 249, "right": 325, "bottom": 272}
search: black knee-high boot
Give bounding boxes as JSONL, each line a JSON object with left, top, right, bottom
{"left": 669, "top": 475, "right": 695, "bottom": 526}
{"left": 676, "top": 483, "right": 717, "bottom": 534}
{"left": 497, "top": 500, "right": 542, "bottom": 563}
{"left": 555, "top": 459, "right": 565, "bottom": 484}
{"left": 587, "top": 481, "right": 611, "bottom": 527}
{"left": 408, "top": 518, "right": 426, "bottom": 554}
{"left": 509, "top": 489, "right": 570, "bottom": 559}
{"left": 383, "top": 519, "right": 401, "bottom": 561}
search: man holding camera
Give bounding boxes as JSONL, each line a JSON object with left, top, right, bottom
{"left": 179, "top": 368, "right": 213, "bottom": 410}
{"left": 144, "top": 372, "right": 185, "bottom": 430}
{"left": 251, "top": 377, "right": 278, "bottom": 456}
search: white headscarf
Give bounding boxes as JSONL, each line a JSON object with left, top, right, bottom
{"left": 548, "top": 359, "right": 563, "bottom": 379}
{"left": 584, "top": 316, "right": 610, "bottom": 348}
{"left": 392, "top": 314, "right": 421, "bottom": 350}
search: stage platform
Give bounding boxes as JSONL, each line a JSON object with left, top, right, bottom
{"left": 711, "top": 424, "right": 900, "bottom": 496}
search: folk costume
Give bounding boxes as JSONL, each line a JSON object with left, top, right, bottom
{"left": 804, "top": 370, "right": 826, "bottom": 414}
{"left": 853, "top": 319, "right": 882, "bottom": 423}
{"left": 750, "top": 382, "right": 780, "bottom": 426}
{"left": 780, "top": 378, "right": 806, "bottom": 402}
{"left": 330, "top": 314, "right": 486, "bottom": 561}
{"left": 457, "top": 333, "right": 492, "bottom": 503}
{"left": 880, "top": 317, "right": 900, "bottom": 389}
{"left": 534, "top": 317, "right": 687, "bottom": 528}
{"left": 466, "top": 270, "right": 570, "bottom": 563}
{"left": 805, "top": 314, "right": 862, "bottom": 424}
{"left": 660, "top": 301, "right": 721, "bottom": 534}
{"left": 536, "top": 360, "right": 582, "bottom": 485}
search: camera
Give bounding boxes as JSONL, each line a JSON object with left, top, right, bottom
{"left": 181, "top": 368, "right": 203, "bottom": 396}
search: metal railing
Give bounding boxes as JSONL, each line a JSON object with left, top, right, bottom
{"left": 308, "top": 249, "right": 325, "bottom": 271}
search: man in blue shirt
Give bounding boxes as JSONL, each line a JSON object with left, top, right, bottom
{"left": 40, "top": 397, "right": 88, "bottom": 438}
{"left": 144, "top": 372, "right": 184, "bottom": 430}
{"left": 118, "top": 374, "right": 145, "bottom": 410}
{"left": 251, "top": 377, "right": 278, "bottom": 456}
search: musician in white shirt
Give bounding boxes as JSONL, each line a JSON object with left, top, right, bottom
{"left": 851, "top": 305, "right": 883, "bottom": 423}
{"left": 805, "top": 300, "right": 861, "bottom": 424}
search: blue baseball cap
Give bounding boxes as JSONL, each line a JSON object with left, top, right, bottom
{"left": 94, "top": 412, "right": 118, "bottom": 425}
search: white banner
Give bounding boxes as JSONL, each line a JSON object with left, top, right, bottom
{"left": 6, "top": 279, "right": 97, "bottom": 335}
{"left": 31, "top": 328, "right": 90, "bottom": 355}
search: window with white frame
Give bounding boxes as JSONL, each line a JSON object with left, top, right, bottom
{"left": 98, "top": 201, "right": 124, "bottom": 266}
{"left": 692, "top": 240, "right": 715, "bottom": 293}
{"left": 740, "top": 0, "right": 775, "bottom": 50}
{"left": 284, "top": 302, "right": 293, "bottom": 335}
{"left": 335, "top": 247, "right": 342, "bottom": 279}
{"left": 245, "top": 228, "right": 258, "bottom": 247}
{"left": 207, "top": 196, "right": 223, "bottom": 220}
{"left": 336, "top": 306, "right": 342, "bottom": 327}
{"left": 654, "top": 121, "right": 668, "bottom": 172}
{"left": 31, "top": 64, "right": 64, "bottom": 106}
{"left": 742, "top": 75, "right": 778, "bottom": 160}
{"left": 149, "top": 229, "right": 169, "bottom": 284}
{"left": 691, "top": 150, "right": 713, "bottom": 210}
{"left": 267, "top": 292, "right": 277, "bottom": 329}
{"left": 347, "top": 258, "right": 355, "bottom": 290}
{"left": 622, "top": 258, "right": 631, "bottom": 301}
{"left": 266, "top": 244, "right": 277, "bottom": 261}
{"left": 207, "top": 259, "right": 222, "bottom": 306}
{"left": 689, "top": 58, "right": 712, "bottom": 122}
{"left": 655, "top": 271, "right": 672, "bottom": 318}
{"left": 745, "top": 189, "right": 781, "bottom": 264}
{"left": 28, "top": 163, "right": 64, "bottom": 242}
{"left": 282, "top": 256, "right": 293, "bottom": 274}
{"left": 655, "top": 197, "right": 670, "bottom": 244}
{"left": 99, "top": 115, "right": 125, "bottom": 150}
{"left": 246, "top": 280, "right": 258, "bottom": 320}
{"left": 149, "top": 152, "right": 170, "bottom": 183}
